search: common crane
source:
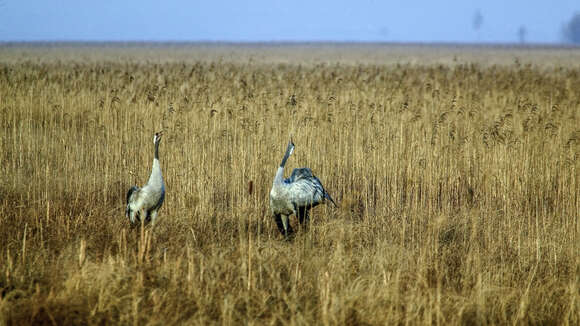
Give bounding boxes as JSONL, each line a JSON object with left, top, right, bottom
{"left": 269, "top": 139, "right": 337, "bottom": 238}
{"left": 126, "top": 131, "right": 165, "bottom": 226}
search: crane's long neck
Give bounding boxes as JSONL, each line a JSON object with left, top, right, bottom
{"left": 280, "top": 148, "right": 291, "bottom": 168}
{"left": 154, "top": 140, "right": 160, "bottom": 160}
{"left": 148, "top": 141, "right": 163, "bottom": 185}
{"left": 274, "top": 145, "right": 292, "bottom": 185}
{"left": 273, "top": 166, "right": 285, "bottom": 186}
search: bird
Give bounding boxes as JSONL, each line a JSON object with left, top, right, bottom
{"left": 125, "top": 131, "right": 165, "bottom": 226}
{"left": 269, "top": 139, "right": 337, "bottom": 239}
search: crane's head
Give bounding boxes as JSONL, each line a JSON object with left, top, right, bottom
{"left": 286, "top": 138, "right": 295, "bottom": 156}
{"left": 153, "top": 131, "right": 163, "bottom": 145}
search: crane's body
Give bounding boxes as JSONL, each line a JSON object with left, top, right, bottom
{"left": 269, "top": 140, "right": 336, "bottom": 238}
{"left": 126, "top": 132, "right": 165, "bottom": 225}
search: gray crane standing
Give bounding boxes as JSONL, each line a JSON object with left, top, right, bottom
{"left": 269, "top": 139, "right": 337, "bottom": 239}
{"left": 126, "top": 132, "right": 165, "bottom": 225}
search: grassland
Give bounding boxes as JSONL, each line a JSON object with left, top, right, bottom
{"left": 0, "top": 43, "right": 579, "bottom": 325}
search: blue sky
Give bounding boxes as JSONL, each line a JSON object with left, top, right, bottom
{"left": 0, "top": 1, "right": 578, "bottom": 43}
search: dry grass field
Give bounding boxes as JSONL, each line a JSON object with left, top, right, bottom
{"left": 0, "top": 43, "right": 579, "bottom": 325}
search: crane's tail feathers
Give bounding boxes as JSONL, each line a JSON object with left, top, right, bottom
{"left": 126, "top": 185, "right": 139, "bottom": 204}
{"left": 325, "top": 192, "right": 338, "bottom": 208}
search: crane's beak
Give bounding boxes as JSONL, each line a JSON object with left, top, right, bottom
{"left": 154, "top": 131, "right": 164, "bottom": 144}
{"left": 287, "top": 137, "right": 295, "bottom": 156}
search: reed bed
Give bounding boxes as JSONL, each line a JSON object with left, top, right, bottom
{"left": 0, "top": 45, "right": 578, "bottom": 325}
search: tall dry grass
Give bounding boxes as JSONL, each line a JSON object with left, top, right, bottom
{"left": 0, "top": 46, "right": 579, "bottom": 325}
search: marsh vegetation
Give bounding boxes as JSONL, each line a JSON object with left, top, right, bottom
{"left": 0, "top": 44, "right": 578, "bottom": 325}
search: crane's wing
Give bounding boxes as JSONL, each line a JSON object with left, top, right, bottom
{"left": 286, "top": 167, "right": 337, "bottom": 208}
{"left": 287, "top": 175, "right": 326, "bottom": 208}
{"left": 288, "top": 167, "right": 315, "bottom": 182}
{"left": 323, "top": 188, "right": 338, "bottom": 207}
{"left": 150, "top": 185, "right": 165, "bottom": 211}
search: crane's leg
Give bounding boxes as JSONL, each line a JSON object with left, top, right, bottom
{"left": 273, "top": 214, "right": 285, "bottom": 235}
{"left": 274, "top": 214, "right": 294, "bottom": 239}
{"left": 297, "top": 207, "right": 310, "bottom": 228}
{"left": 149, "top": 210, "right": 158, "bottom": 226}
{"left": 280, "top": 215, "right": 294, "bottom": 239}
{"left": 140, "top": 208, "right": 146, "bottom": 224}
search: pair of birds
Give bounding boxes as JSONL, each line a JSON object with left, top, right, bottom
{"left": 126, "top": 133, "right": 336, "bottom": 238}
